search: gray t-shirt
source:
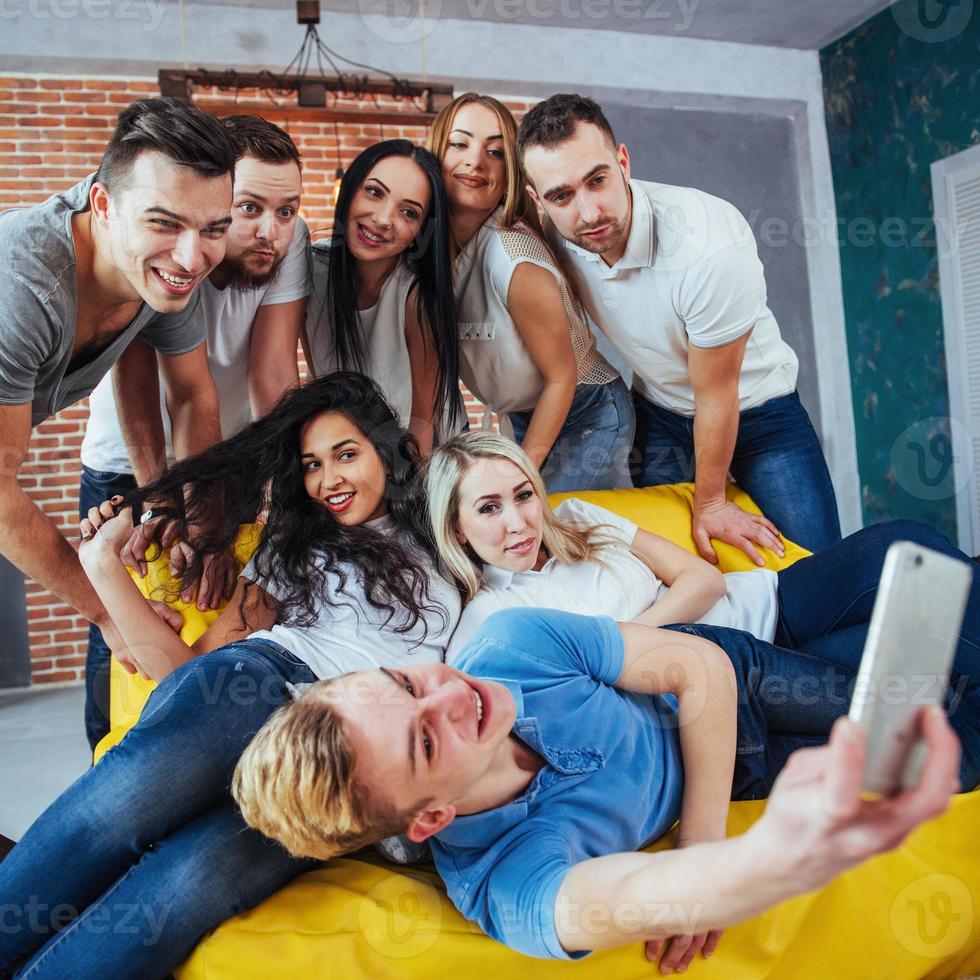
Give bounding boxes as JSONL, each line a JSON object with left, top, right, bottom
{"left": 0, "top": 174, "right": 207, "bottom": 426}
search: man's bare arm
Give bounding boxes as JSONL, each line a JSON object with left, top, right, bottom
{"left": 616, "top": 622, "right": 736, "bottom": 846}
{"left": 113, "top": 338, "right": 166, "bottom": 485}
{"left": 154, "top": 344, "right": 231, "bottom": 610}
{"left": 159, "top": 342, "right": 222, "bottom": 460}
{"left": 0, "top": 402, "right": 110, "bottom": 630}
{"left": 556, "top": 709, "right": 959, "bottom": 953}
{"left": 247, "top": 298, "right": 305, "bottom": 418}
{"left": 688, "top": 334, "right": 784, "bottom": 566}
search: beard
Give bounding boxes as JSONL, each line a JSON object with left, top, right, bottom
{"left": 216, "top": 247, "right": 285, "bottom": 292}
{"left": 571, "top": 214, "right": 629, "bottom": 255}
{"left": 569, "top": 169, "right": 631, "bottom": 255}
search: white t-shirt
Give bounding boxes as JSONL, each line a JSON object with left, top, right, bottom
{"left": 81, "top": 220, "right": 311, "bottom": 473}
{"left": 455, "top": 210, "right": 617, "bottom": 416}
{"left": 243, "top": 516, "right": 461, "bottom": 679}
{"left": 550, "top": 180, "right": 799, "bottom": 417}
{"left": 447, "top": 497, "right": 778, "bottom": 661}
{"left": 304, "top": 243, "right": 415, "bottom": 428}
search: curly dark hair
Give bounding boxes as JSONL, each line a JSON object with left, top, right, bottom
{"left": 124, "top": 372, "right": 446, "bottom": 638}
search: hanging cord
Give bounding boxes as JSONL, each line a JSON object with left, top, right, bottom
{"left": 419, "top": 0, "right": 427, "bottom": 80}
{"left": 178, "top": 0, "right": 190, "bottom": 69}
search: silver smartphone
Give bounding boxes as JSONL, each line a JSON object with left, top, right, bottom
{"left": 848, "top": 540, "right": 972, "bottom": 795}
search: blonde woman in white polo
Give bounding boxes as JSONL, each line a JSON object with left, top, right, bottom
{"left": 425, "top": 431, "right": 980, "bottom": 741}
{"left": 427, "top": 93, "right": 634, "bottom": 493}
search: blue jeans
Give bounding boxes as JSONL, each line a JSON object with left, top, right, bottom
{"left": 668, "top": 519, "right": 980, "bottom": 796}
{"left": 632, "top": 390, "right": 842, "bottom": 553}
{"left": 509, "top": 378, "right": 635, "bottom": 493}
{"left": 0, "top": 640, "right": 318, "bottom": 978}
{"left": 775, "top": 519, "right": 980, "bottom": 780}
{"left": 78, "top": 465, "right": 138, "bottom": 751}
{"left": 664, "top": 623, "right": 855, "bottom": 800}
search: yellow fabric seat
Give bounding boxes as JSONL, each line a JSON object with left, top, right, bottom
{"left": 95, "top": 485, "right": 980, "bottom": 978}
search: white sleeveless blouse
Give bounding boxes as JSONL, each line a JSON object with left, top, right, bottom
{"left": 454, "top": 209, "right": 617, "bottom": 416}
{"left": 305, "top": 242, "right": 415, "bottom": 427}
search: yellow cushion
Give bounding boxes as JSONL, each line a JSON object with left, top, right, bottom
{"left": 177, "top": 793, "right": 980, "bottom": 979}
{"left": 549, "top": 483, "right": 811, "bottom": 571}
{"left": 97, "top": 486, "right": 980, "bottom": 977}
{"left": 92, "top": 525, "right": 263, "bottom": 762}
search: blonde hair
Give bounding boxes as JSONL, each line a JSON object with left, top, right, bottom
{"left": 425, "top": 431, "right": 618, "bottom": 602}
{"left": 232, "top": 679, "right": 419, "bottom": 860}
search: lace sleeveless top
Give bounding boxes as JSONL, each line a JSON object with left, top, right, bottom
{"left": 454, "top": 209, "right": 618, "bottom": 414}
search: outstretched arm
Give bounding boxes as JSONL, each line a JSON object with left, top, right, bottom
{"left": 688, "top": 336, "right": 785, "bottom": 567}
{"left": 405, "top": 286, "right": 440, "bottom": 457}
{"left": 507, "top": 263, "right": 577, "bottom": 468}
{"left": 248, "top": 298, "right": 305, "bottom": 418}
{"left": 112, "top": 339, "right": 167, "bottom": 485}
{"left": 556, "top": 708, "right": 959, "bottom": 961}
{"left": 0, "top": 402, "right": 117, "bottom": 643}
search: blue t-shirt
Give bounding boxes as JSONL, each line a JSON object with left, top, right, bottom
{"left": 431, "top": 607, "right": 684, "bottom": 960}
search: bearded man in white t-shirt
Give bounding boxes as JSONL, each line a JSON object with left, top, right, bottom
{"left": 78, "top": 114, "right": 311, "bottom": 749}
{"left": 517, "top": 94, "right": 841, "bottom": 567}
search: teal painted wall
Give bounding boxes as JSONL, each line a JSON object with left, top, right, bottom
{"left": 821, "top": 0, "right": 979, "bottom": 540}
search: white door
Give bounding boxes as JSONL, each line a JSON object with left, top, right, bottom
{"left": 932, "top": 142, "right": 980, "bottom": 555}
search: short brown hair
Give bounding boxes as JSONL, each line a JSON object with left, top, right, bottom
{"left": 222, "top": 114, "right": 302, "bottom": 170}
{"left": 96, "top": 97, "right": 236, "bottom": 192}
{"left": 516, "top": 94, "right": 617, "bottom": 165}
{"left": 232, "top": 679, "right": 424, "bottom": 860}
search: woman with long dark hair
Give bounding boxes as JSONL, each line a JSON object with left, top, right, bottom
{"left": 427, "top": 93, "right": 634, "bottom": 491}
{"left": 0, "top": 373, "right": 460, "bottom": 978}
{"left": 305, "top": 140, "right": 461, "bottom": 453}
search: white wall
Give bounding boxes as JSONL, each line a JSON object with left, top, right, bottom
{"left": 3, "top": 0, "right": 862, "bottom": 531}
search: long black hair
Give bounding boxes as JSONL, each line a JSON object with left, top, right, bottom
{"left": 125, "top": 372, "right": 444, "bottom": 635}
{"left": 314, "top": 139, "right": 461, "bottom": 431}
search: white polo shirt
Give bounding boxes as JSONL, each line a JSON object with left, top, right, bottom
{"left": 82, "top": 219, "right": 311, "bottom": 474}
{"left": 447, "top": 497, "right": 778, "bottom": 661}
{"left": 305, "top": 242, "right": 416, "bottom": 428}
{"left": 549, "top": 180, "right": 798, "bottom": 417}
{"left": 455, "top": 209, "right": 617, "bottom": 416}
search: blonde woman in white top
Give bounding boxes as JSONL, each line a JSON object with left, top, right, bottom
{"left": 426, "top": 432, "right": 980, "bottom": 704}
{"left": 427, "top": 93, "right": 633, "bottom": 492}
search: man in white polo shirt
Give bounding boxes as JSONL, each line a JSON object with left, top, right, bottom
{"left": 518, "top": 94, "right": 841, "bottom": 565}
{"left": 79, "top": 114, "right": 311, "bottom": 748}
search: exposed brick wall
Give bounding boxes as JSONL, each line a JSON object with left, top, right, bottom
{"left": 0, "top": 73, "right": 530, "bottom": 685}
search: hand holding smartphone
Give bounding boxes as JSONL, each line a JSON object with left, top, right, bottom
{"left": 848, "top": 541, "right": 972, "bottom": 795}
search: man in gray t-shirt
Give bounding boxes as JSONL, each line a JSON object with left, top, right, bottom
{"left": 0, "top": 97, "right": 234, "bottom": 678}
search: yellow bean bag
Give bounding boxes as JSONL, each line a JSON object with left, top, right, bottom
{"left": 98, "top": 484, "right": 980, "bottom": 978}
